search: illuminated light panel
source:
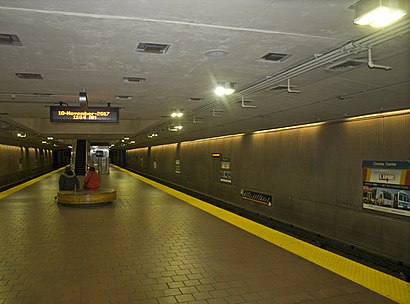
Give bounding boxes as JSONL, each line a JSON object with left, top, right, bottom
{"left": 171, "top": 111, "right": 183, "bottom": 118}
{"left": 214, "top": 82, "right": 235, "bottom": 96}
{"left": 214, "top": 86, "right": 226, "bottom": 96}
{"left": 354, "top": 5, "right": 407, "bottom": 27}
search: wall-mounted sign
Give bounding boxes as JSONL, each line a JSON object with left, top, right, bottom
{"left": 50, "top": 106, "right": 119, "bottom": 123}
{"left": 175, "top": 159, "right": 181, "bottom": 174}
{"left": 220, "top": 157, "right": 231, "bottom": 184}
{"left": 362, "top": 160, "right": 410, "bottom": 217}
{"left": 95, "top": 150, "right": 103, "bottom": 157}
{"left": 240, "top": 189, "right": 272, "bottom": 206}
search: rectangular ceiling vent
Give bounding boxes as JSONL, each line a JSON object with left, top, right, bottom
{"left": 116, "top": 95, "right": 133, "bottom": 100}
{"left": 123, "top": 76, "right": 146, "bottom": 83}
{"left": 325, "top": 59, "right": 364, "bottom": 71}
{"left": 260, "top": 52, "right": 291, "bottom": 62}
{"left": 0, "top": 33, "right": 22, "bottom": 46}
{"left": 16, "top": 73, "right": 43, "bottom": 79}
{"left": 136, "top": 42, "right": 170, "bottom": 54}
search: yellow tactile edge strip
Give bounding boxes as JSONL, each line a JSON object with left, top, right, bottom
{"left": 113, "top": 165, "right": 410, "bottom": 304}
{"left": 0, "top": 167, "right": 64, "bottom": 200}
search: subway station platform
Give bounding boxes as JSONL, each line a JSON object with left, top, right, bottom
{"left": 0, "top": 166, "right": 408, "bottom": 304}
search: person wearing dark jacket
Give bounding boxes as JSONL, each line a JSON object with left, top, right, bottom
{"left": 59, "top": 166, "right": 80, "bottom": 191}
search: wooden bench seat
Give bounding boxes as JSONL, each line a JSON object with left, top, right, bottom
{"left": 57, "top": 188, "right": 117, "bottom": 206}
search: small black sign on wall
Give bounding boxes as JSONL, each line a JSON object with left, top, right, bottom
{"left": 240, "top": 189, "right": 272, "bottom": 206}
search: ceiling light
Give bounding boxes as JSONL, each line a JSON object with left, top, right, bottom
{"left": 79, "top": 91, "right": 88, "bottom": 110}
{"left": 42, "top": 141, "right": 47, "bottom": 144}
{"left": 171, "top": 110, "right": 183, "bottom": 118}
{"left": 130, "top": 140, "right": 136, "bottom": 144}
{"left": 352, "top": 0, "right": 407, "bottom": 27}
{"left": 168, "top": 125, "right": 183, "bottom": 131}
{"left": 148, "top": 133, "right": 158, "bottom": 138}
{"left": 214, "top": 82, "right": 235, "bottom": 96}
{"left": 47, "top": 136, "right": 53, "bottom": 140}
{"left": 124, "top": 137, "right": 130, "bottom": 140}
{"left": 16, "top": 132, "right": 26, "bottom": 138}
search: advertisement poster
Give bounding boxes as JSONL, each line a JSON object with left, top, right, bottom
{"left": 220, "top": 158, "right": 231, "bottom": 184}
{"left": 362, "top": 160, "right": 410, "bottom": 217}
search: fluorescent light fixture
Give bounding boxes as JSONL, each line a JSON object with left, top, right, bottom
{"left": 353, "top": 0, "right": 407, "bottom": 27}
{"left": 214, "top": 81, "right": 235, "bottom": 96}
{"left": 148, "top": 133, "right": 158, "bottom": 138}
{"left": 42, "top": 140, "right": 47, "bottom": 144}
{"left": 168, "top": 125, "right": 183, "bottom": 131}
{"left": 124, "top": 137, "right": 130, "bottom": 140}
{"left": 171, "top": 110, "right": 183, "bottom": 118}
{"left": 16, "top": 132, "right": 26, "bottom": 138}
{"left": 130, "top": 140, "right": 136, "bottom": 144}
{"left": 47, "top": 136, "right": 53, "bottom": 140}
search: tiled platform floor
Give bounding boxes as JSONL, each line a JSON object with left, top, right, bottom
{"left": 0, "top": 167, "right": 396, "bottom": 304}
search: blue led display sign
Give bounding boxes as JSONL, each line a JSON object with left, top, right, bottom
{"left": 50, "top": 106, "right": 119, "bottom": 123}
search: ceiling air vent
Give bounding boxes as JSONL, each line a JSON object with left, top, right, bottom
{"left": 0, "top": 33, "right": 22, "bottom": 46}
{"left": 136, "top": 42, "right": 170, "bottom": 54}
{"left": 260, "top": 52, "right": 291, "bottom": 62}
{"left": 325, "top": 59, "right": 364, "bottom": 71}
{"left": 15, "top": 73, "right": 43, "bottom": 79}
{"left": 123, "top": 77, "right": 146, "bottom": 83}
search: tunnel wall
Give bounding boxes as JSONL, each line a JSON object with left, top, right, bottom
{"left": 125, "top": 114, "right": 410, "bottom": 264}
{"left": 0, "top": 144, "right": 54, "bottom": 190}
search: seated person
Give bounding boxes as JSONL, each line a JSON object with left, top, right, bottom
{"left": 84, "top": 166, "right": 100, "bottom": 190}
{"left": 59, "top": 166, "right": 80, "bottom": 191}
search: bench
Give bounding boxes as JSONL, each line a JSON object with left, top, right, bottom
{"left": 57, "top": 188, "right": 117, "bottom": 206}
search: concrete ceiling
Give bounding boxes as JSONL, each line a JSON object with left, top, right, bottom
{"left": 0, "top": 1, "right": 409, "bottom": 149}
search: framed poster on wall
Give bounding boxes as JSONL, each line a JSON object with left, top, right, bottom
{"left": 220, "top": 158, "right": 231, "bottom": 184}
{"left": 362, "top": 160, "right": 410, "bottom": 217}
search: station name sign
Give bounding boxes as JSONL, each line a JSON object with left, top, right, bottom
{"left": 50, "top": 106, "right": 119, "bottom": 123}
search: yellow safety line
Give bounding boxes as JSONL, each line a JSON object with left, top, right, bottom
{"left": 113, "top": 165, "right": 410, "bottom": 304}
{"left": 0, "top": 168, "right": 64, "bottom": 200}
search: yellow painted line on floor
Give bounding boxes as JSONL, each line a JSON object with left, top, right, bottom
{"left": 0, "top": 168, "right": 64, "bottom": 200}
{"left": 113, "top": 165, "right": 410, "bottom": 304}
